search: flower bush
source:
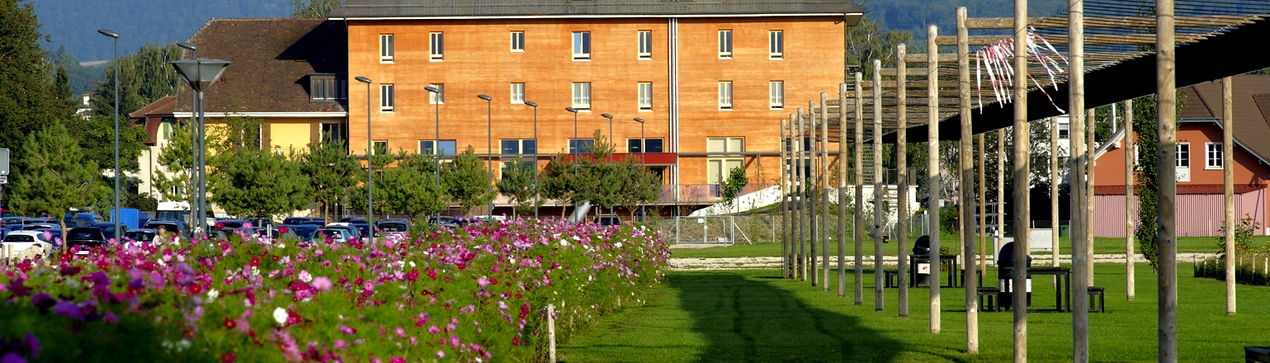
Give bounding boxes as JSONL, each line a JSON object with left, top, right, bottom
{"left": 0, "top": 218, "right": 669, "bottom": 362}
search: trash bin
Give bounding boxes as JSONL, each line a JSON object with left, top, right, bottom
{"left": 997, "top": 241, "right": 1032, "bottom": 310}
{"left": 912, "top": 236, "right": 931, "bottom": 286}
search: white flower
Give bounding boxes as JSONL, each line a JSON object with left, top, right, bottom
{"left": 273, "top": 307, "right": 288, "bottom": 326}
{"left": 176, "top": 339, "right": 192, "bottom": 352}
{"left": 298, "top": 270, "right": 313, "bottom": 283}
{"left": 559, "top": 239, "right": 570, "bottom": 247}
{"left": 207, "top": 289, "right": 219, "bottom": 303}
{"left": 614, "top": 242, "right": 623, "bottom": 249}
{"left": 409, "top": 261, "right": 416, "bottom": 268}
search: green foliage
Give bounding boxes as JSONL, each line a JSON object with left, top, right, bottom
{"left": 443, "top": 146, "right": 496, "bottom": 216}
{"left": 0, "top": 0, "right": 58, "bottom": 164}
{"left": 301, "top": 139, "right": 359, "bottom": 221}
{"left": 348, "top": 150, "right": 393, "bottom": 217}
{"left": 90, "top": 43, "right": 184, "bottom": 118}
{"left": 8, "top": 123, "right": 110, "bottom": 221}
{"left": 209, "top": 147, "right": 311, "bottom": 220}
{"left": 152, "top": 122, "right": 195, "bottom": 202}
{"left": 72, "top": 114, "right": 150, "bottom": 174}
{"left": 541, "top": 155, "right": 580, "bottom": 217}
{"left": 208, "top": 115, "right": 265, "bottom": 159}
{"left": 497, "top": 160, "right": 541, "bottom": 217}
{"left": 1133, "top": 90, "right": 1186, "bottom": 271}
{"left": 539, "top": 130, "right": 662, "bottom": 216}
{"left": 1217, "top": 215, "right": 1264, "bottom": 259}
{"left": 292, "top": 0, "right": 343, "bottom": 18}
{"left": 846, "top": 15, "right": 912, "bottom": 76}
{"left": 46, "top": 45, "right": 103, "bottom": 95}
{"left": 719, "top": 166, "right": 749, "bottom": 207}
{"left": 377, "top": 151, "right": 447, "bottom": 219}
{"left": 53, "top": 65, "right": 76, "bottom": 118}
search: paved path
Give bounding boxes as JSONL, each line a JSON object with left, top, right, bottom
{"left": 669, "top": 253, "right": 1220, "bottom": 271}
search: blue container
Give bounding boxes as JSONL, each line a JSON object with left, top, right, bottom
{"left": 109, "top": 208, "right": 142, "bottom": 230}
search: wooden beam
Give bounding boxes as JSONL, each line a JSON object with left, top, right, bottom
{"left": 965, "top": 14, "right": 1257, "bottom": 29}
{"left": 935, "top": 32, "right": 1209, "bottom": 46}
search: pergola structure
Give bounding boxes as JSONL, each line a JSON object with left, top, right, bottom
{"left": 778, "top": 0, "right": 1270, "bottom": 361}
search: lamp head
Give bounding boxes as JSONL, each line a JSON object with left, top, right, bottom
{"left": 478, "top": 94, "right": 492, "bottom": 101}
{"left": 601, "top": 113, "right": 613, "bottom": 120}
{"left": 634, "top": 118, "right": 646, "bottom": 124}
{"left": 565, "top": 107, "right": 578, "bottom": 113}
{"left": 170, "top": 59, "right": 231, "bottom": 92}
{"left": 97, "top": 29, "right": 119, "bottom": 38}
{"left": 523, "top": 101, "right": 538, "bottom": 107}
{"left": 425, "top": 86, "right": 440, "bottom": 93}
{"left": 355, "top": 76, "right": 372, "bottom": 83}
{"left": 176, "top": 41, "right": 196, "bottom": 51}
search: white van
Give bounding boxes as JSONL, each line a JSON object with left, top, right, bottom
{"left": 156, "top": 201, "right": 216, "bottom": 230}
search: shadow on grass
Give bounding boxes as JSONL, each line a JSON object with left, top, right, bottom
{"left": 669, "top": 272, "right": 905, "bottom": 363}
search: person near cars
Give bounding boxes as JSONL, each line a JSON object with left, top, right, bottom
{"left": 154, "top": 225, "right": 167, "bottom": 244}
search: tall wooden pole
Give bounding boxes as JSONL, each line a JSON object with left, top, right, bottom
{"left": 854, "top": 72, "right": 865, "bottom": 306}
{"left": 1069, "top": 0, "right": 1089, "bottom": 358}
{"left": 1051, "top": 118, "right": 1059, "bottom": 271}
{"left": 897, "top": 44, "right": 910, "bottom": 317}
{"left": 927, "top": 25, "right": 942, "bottom": 334}
{"left": 957, "top": 6, "right": 978, "bottom": 354}
{"left": 1157, "top": 0, "right": 1179, "bottom": 360}
{"left": 997, "top": 130, "right": 1005, "bottom": 269}
{"left": 809, "top": 102, "right": 819, "bottom": 287}
{"left": 782, "top": 118, "right": 791, "bottom": 278}
{"left": 1086, "top": 108, "right": 1097, "bottom": 284}
{"left": 796, "top": 109, "right": 806, "bottom": 281}
{"left": 1223, "top": 76, "right": 1235, "bottom": 315}
{"left": 873, "top": 59, "right": 885, "bottom": 311}
{"left": 979, "top": 134, "right": 987, "bottom": 277}
{"left": 1011, "top": 0, "right": 1030, "bottom": 359}
{"left": 822, "top": 92, "right": 832, "bottom": 291}
{"left": 839, "top": 82, "right": 849, "bottom": 297}
{"left": 1125, "top": 99, "right": 1135, "bottom": 300}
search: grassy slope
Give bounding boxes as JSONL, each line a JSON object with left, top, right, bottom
{"left": 561, "top": 264, "right": 1270, "bottom": 362}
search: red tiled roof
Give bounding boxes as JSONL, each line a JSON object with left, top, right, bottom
{"left": 128, "top": 96, "right": 175, "bottom": 119}
{"left": 174, "top": 19, "right": 347, "bottom": 114}
{"left": 1180, "top": 74, "right": 1270, "bottom": 163}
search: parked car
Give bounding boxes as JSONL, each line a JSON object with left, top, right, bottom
{"left": 283, "top": 217, "right": 325, "bottom": 225}
{"left": 427, "top": 216, "right": 455, "bottom": 228}
{"left": 277, "top": 225, "right": 319, "bottom": 243}
{"left": 324, "top": 223, "right": 363, "bottom": 240}
{"left": 89, "top": 222, "right": 125, "bottom": 240}
{"left": 592, "top": 215, "right": 623, "bottom": 226}
{"left": 312, "top": 228, "right": 349, "bottom": 243}
{"left": 339, "top": 217, "right": 366, "bottom": 223}
{"left": 143, "top": 219, "right": 188, "bottom": 238}
{"left": 377, "top": 220, "right": 410, "bottom": 237}
{"left": 2, "top": 230, "right": 56, "bottom": 256}
{"left": 123, "top": 228, "right": 159, "bottom": 243}
{"left": 65, "top": 227, "right": 109, "bottom": 254}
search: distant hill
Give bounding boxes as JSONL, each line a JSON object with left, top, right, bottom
{"left": 864, "top": 0, "right": 1070, "bottom": 39}
{"left": 32, "top": 0, "right": 292, "bottom": 62}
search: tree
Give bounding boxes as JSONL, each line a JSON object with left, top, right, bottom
{"left": 719, "top": 165, "right": 749, "bottom": 210}
{"left": 292, "top": 0, "right": 343, "bottom": 18}
{"left": 152, "top": 121, "right": 195, "bottom": 202}
{"left": 443, "top": 146, "right": 496, "bottom": 216}
{"left": 497, "top": 160, "right": 541, "bottom": 217}
{"left": 210, "top": 147, "right": 311, "bottom": 220}
{"left": 0, "top": 0, "right": 58, "bottom": 165}
{"left": 540, "top": 155, "right": 580, "bottom": 218}
{"left": 53, "top": 66, "right": 77, "bottom": 119}
{"left": 89, "top": 43, "right": 184, "bottom": 119}
{"left": 73, "top": 114, "right": 149, "bottom": 176}
{"left": 301, "top": 139, "right": 360, "bottom": 221}
{"left": 208, "top": 114, "right": 265, "bottom": 159}
{"left": 846, "top": 15, "right": 913, "bottom": 77}
{"left": 378, "top": 152, "right": 447, "bottom": 220}
{"left": 8, "top": 123, "right": 110, "bottom": 230}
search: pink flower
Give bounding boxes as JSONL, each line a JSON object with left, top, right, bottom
{"left": 339, "top": 325, "right": 357, "bottom": 335}
{"left": 334, "top": 340, "right": 347, "bottom": 350}
{"left": 298, "top": 270, "right": 312, "bottom": 283}
{"left": 437, "top": 350, "right": 445, "bottom": 359}
{"left": 477, "top": 277, "right": 490, "bottom": 288}
{"left": 450, "top": 335, "right": 460, "bottom": 347}
{"left": 395, "top": 327, "right": 406, "bottom": 338}
{"left": 310, "top": 277, "right": 333, "bottom": 291}
{"left": 390, "top": 357, "right": 405, "bottom": 363}
{"left": 427, "top": 326, "right": 440, "bottom": 334}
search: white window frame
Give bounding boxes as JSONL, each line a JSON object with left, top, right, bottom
{"left": 572, "top": 82, "right": 591, "bottom": 110}
{"left": 769, "top": 30, "right": 783, "bottom": 59}
{"left": 1206, "top": 142, "right": 1223, "bottom": 169}
{"left": 718, "top": 81, "right": 733, "bottom": 110}
{"left": 1058, "top": 121, "right": 1070, "bottom": 140}
{"left": 637, "top": 30, "right": 652, "bottom": 60}
{"left": 706, "top": 137, "right": 744, "bottom": 185}
{"left": 379, "top": 84, "right": 394, "bottom": 112}
{"left": 510, "top": 83, "right": 525, "bottom": 104}
{"left": 718, "top": 30, "right": 733, "bottom": 59}
{"left": 379, "top": 34, "right": 394, "bottom": 62}
{"left": 419, "top": 139, "right": 458, "bottom": 156}
{"left": 429, "top": 83, "right": 444, "bottom": 105}
{"left": 429, "top": 32, "right": 444, "bottom": 61}
{"left": 572, "top": 31, "right": 591, "bottom": 61}
{"left": 769, "top": 81, "right": 784, "bottom": 109}
{"left": 638, "top": 82, "right": 652, "bottom": 111}
{"left": 510, "top": 31, "right": 525, "bottom": 52}
{"left": 1177, "top": 142, "right": 1190, "bottom": 168}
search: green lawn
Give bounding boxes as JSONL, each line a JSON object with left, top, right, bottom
{"left": 671, "top": 236, "right": 1226, "bottom": 259}
{"left": 560, "top": 264, "right": 1270, "bottom": 362}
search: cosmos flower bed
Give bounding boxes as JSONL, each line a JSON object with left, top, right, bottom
{"left": 0, "top": 218, "right": 669, "bottom": 362}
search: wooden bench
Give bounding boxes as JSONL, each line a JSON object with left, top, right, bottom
{"left": 1087, "top": 286, "right": 1105, "bottom": 313}
{"left": 977, "top": 287, "right": 1001, "bottom": 312}
{"left": 884, "top": 270, "right": 901, "bottom": 288}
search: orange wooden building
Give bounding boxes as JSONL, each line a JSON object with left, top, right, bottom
{"left": 331, "top": 0, "right": 862, "bottom": 207}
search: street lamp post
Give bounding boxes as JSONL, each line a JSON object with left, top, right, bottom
{"left": 97, "top": 29, "right": 121, "bottom": 241}
{"left": 425, "top": 86, "right": 442, "bottom": 186}
{"left": 170, "top": 58, "right": 231, "bottom": 235}
{"left": 175, "top": 41, "right": 198, "bottom": 230}
{"left": 565, "top": 107, "right": 579, "bottom": 173}
{"left": 634, "top": 117, "right": 646, "bottom": 221}
{"left": 601, "top": 113, "right": 613, "bottom": 150}
{"left": 524, "top": 101, "right": 539, "bottom": 219}
{"left": 478, "top": 94, "right": 493, "bottom": 216}
{"left": 355, "top": 76, "right": 374, "bottom": 230}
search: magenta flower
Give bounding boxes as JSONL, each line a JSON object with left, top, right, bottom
{"left": 310, "top": 277, "right": 333, "bottom": 292}
{"left": 477, "top": 276, "right": 489, "bottom": 288}
{"left": 338, "top": 325, "right": 357, "bottom": 335}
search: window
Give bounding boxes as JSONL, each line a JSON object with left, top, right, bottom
{"left": 627, "top": 138, "right": 663, "bottom": 153}
{"left": 500, "top": 139, "right": 537, "bottom": 155}
{"left": 638, "top": 30, "right": 652, "bottom": 59}
{"left": 706, "top": 137, "right": 744, "bottom": 186}
{"left": 429, "top": 32, "right": 444, "bottom": 61}
{"left": 379, "top": 84, "right": 394, "bottom": 112}
{"left": 429, "top": 83, "right": 444, "bottom": 104}
{"left": 769, "top": 81, "right": 784, "bottom": 109}
{"left": 568, "top": 139, "right": 595, "bottom": 154}
{"left": 372, "top": 141, "right": 388, "bottom": 155}
{"left": 321, "top": 122, "right": 346, "bottom": 143}
{"left": 638, "top": 82, "right": 653, "bottom": 111}
{"left": 572, "top": 31, "right": 591, "bottom": 60}
{"left": 310, "top": 75, "right": 346, "bottom": 102}
{"left": 769, "top": 30, "right": 783, "bottom": 59}
{"left": 572, "top": 82, "right": 591, "bottom": 110}
{"left": 1206, "top": 142, "right": 1223, "bottom": 169}
{"left": 1058, "top": 121, "right": 1070, "bottom": 139}
{"left": 510, "top": 31, "right": 525, "bottom": 52}
{"left": 718, "top": 81, "right": 733, "bottom": 110}
{"left": 510, "top": 83, "right": 525, "bottom": 104}
{"left": 419, "top": 140, "right": 457, "bottom": 156}
{"left": 718, "top": 30, "right": 732, "bottom": 58}
{"left": 379, "top": 34, "right": 394, "bottom": 62}
{"left": 1177, "top": 143, "right": 1190, "bottom": 168}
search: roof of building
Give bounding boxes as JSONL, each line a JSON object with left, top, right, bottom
{"left": 129, "top": 96, "right": 176, "bottom": 119}
{"left": 330, "top": 0, "right": 863, "bottom": 19}
{"left": 174, "top": 18, "right": 348, "bottom": 114}
{"left": 1180, "top": 74, "right": 1270, "bottom": 164}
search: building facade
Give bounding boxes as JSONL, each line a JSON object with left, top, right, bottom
{"left": 331, "top": 0, "right": 861, "bottom": 207}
